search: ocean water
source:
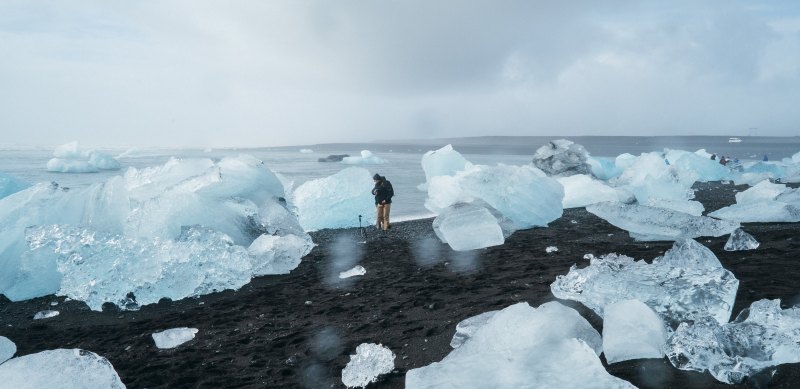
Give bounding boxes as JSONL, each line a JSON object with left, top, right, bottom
{"left": 1, "top": 136, "right": 798, "bottom": 221}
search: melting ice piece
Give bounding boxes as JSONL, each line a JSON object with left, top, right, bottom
{"left": 0, "top": 349, "right": 125, "bottom": 388}
{"left": 46, "top": 158, "right": 99, "bottom": 173}
{"left": 531, "top": 139, "right": 592, "bottom": 176}
{"left": 450, "top": 310, "right": 498, "bottom": 348}
{"left": 88, "top": 152, "right": 121, "bottom": 170}
{"left": 546, "top": 246, "right": 559, "bottom": 253}
{"left": 0, "top": 172, "right": 30, "bottom": 200}
{"left": 735, "top": 180, "right": 787, "bottom": 203}
{"left": 341, "top": 150, "right": 386, "bottom": 165}
{"left": 644, "top": 198, "right": 705, "bottom": 216}
{"left": 406, "top": 302, "right": 634, "bottom": 389}
{"left": 33, "top": 310, "right": 59, "bottom": 320}
{"left": 586, "top": 202, "right": 740, "bottom": 241}
{"left": 602, "top": 299, "right": 668, "bottom": 364}
{"left": 667, "top": 299, "right": 800, "bottom": 384}
{"left": 551, "top": 239, "right": 739, "bottom": 325}
{"left": 339, "top": 265, "right": 366, "bottom": 279}
{"left": 341, "top": 343, "right": 395, "bottom": 388}
{"left": 432, "top": 203, "right": 504, "bottom": 251}
{"left": 293, "top": 167, "right": 376, "bottom": 231}
{"left": 709, "top": 201, "right": 800, "bottom": 223}
{"left": 557, "top": 174, "right": 629, "bottom": 208}
{"left": 0, "top": 336, "right": 16, "bottom": 364}
{"left": 152, "top": 327, "right": 199, "bottom": 349}
{"left": 420, "top": 144, "right": 470, "bottom": 182}
{"left": 247, "top": 233, "right": 315, "bottom": 275}
{"left": 53, "top": 141, "right": 88, "bottom": 158}
{"left": 724, "top": 228, "right": 760, "bottom": 251}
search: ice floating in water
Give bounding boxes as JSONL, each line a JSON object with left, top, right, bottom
{"left": 531, "top": 139, "right": 592, "bottom": 176}
{"left": 339, "top": 265, "right": 366, "bottom": 279}
{"left": 0, "top": 155, "right": 313, "bottom": 310}
{"left": 551, "top": 239, "right": 739, "bottom": 325}
{"left": 46, "top": 141, "right": 120, "bottom": 173}
{"left": 53, "top": 141, "right": 88, "bottom": 158}
{"left": 0, "top": 172, "right": 30, "bottom": 200}
{"left": 46, "top": 158, "right": 99, "bottom": 173}
{"left": 406, "top": 302, "right": 634, "bottom": 389}
{"left": 293, "top": 167, "right": 376, "bottom": 231}
{"left": 450, "top": 310, "right": 499, "bottom": 349}
{"left": 33, "top": 310, "right": 59, "bottom": 320}
{"left": 724, "top": 228, "right": 760, "bottom": 251}
{"left": 88, "top": 152, "right": 121, "bottom": 170}
{"left": 420, "top": 144, "right": 470, "bottom": 183}
{"left": 709, "top": 201, "right": 800, "bottom": 223}
{"left": 152, "top": 327, "right": 199, "bottom": 349}
{"left": 602, "top": 299, "right": 668, "bottom": 364}
{"left": 341, "top": 150, "right": 386, "bottom": 165}
{"left": 558, "top": 174, "right": 630, "bottom": 208}
{"left": 586, "top": 202, "right": 739, "bottom": 241}
{"left": 299, "top": 148, "right": 314, "bottom": 153}
{"left": 432, "top": 203, "right": 504, "bottom": 251}
{"left": 668, "top": 299, "right": 800, "bottom": 384}
{"left": 0, "top": 349, "right": 125, "bottom": 389}
{"left": 341, "top": 343, "right": 395, "bottom": 388}
{"left": 0, "top": 336, "right": 16, "bottom": 364}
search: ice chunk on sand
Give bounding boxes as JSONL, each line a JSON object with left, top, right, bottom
{"left": 0, "top": 336, "right": 16, "bottom": 364}
{"left": 558, "top": 174, "right": 630, "bottom": 208}
{"left": 724, "top": 228, "right": 760, "bottom": 251}
{"left": 293, "top": 167, "right": 376, "bottom": 231}
{"left": 46, "top": 158, "right": 99, "bottom": 173}
{"left": 603, "top": 299, "right": 668, "bottom": 364}
{"left": 645, "top": 198, "right": 705, "bottom": 216}
{"left": 339, "top": 265, "right": 366, "bottom": 279}
{"left": 586, "top": 202, "right": 739, "bottom": 241}
{"left": 587, "top": 156, "right": 623, "bottom": 180}
{"left": 152, "top": 327, "right": 198, "bottom": 349}
{"left": 432, "top": 203, "right": 504, "bottom": 251}
{"left": 531, "top": 139, "right": 592, "bottom": 176}
{"left": 426, "top": 163, "right": 563, "bottom": 229}
{"left": 420, "top": 144, "right": 470, "bottom": 182}
{"left": 88, "top": 152, "right": 121, "bottom": 170}
{"left": 450, "top": 310, "right": 498, "bottom": 348}
{"left": 33, "top": 310, "right": 59, "bottom": 320}
{"left": 0, "top": 172, "right": 30, "bottom": 200}
{"left": 341, "top": 343, "right": 395, "bottom": 388}
{"left": 546, "top": 246, "right": 558, "bottom": 253}
{"left": 341, "top": 150, "right": 386, "bottom": 165}
{"left": 668, "top": 299, "right": 800, "bottom": 384}
{"left": 735, "top": 180, "right": 787, "bottom": 203}
{"left": 406, "top": 302, "right": 634, "bottom": 389}
{"left": 0, "top": 349, "right": 125, "bottom": 388}
{"left": 247, "top": 233, "right": 315, "bottom": 275}
{"left": 551, "top": 239, "right": 739, "bottom": 325}
{"left": 709, "top": 201, "right": 800, "bottom": 223}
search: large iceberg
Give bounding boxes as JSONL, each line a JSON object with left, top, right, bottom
{"left": 0, "top": 172, "right": 30, "bottom": 200}
{"left": 341, "top": 343, "right": 395, "bottom": 388}
{"left": 667, "top": 299, "right": 800, "bottom": 384}
{"left": 341, "top": 150, "right": 386, "bottom": 165}
{"left": 586, "top": 202, "right": 739, "bottom": 241}
{"left": 602, "top": 299, "right": 668, "bottom": 364}
{"left": 46, "top": 141, "right": 121, "bottom": 173}
{"left": 46, "top": 158, "right": 99, "bottom": 173}
{"left": 0, "top": 155, "right": 314, "bottom": 310}
{"left": 420, "top": 144, "right": 470, "bottom": 182}
{"left": 531, "top": 139, "right": 592, "bottom": 176}
{"left": 432, "top": 203, "right": 505, "bottom": 251}
{"left": 292, "top": 167, "right": 376, "bottom": 231}
{"left": 551, "top": 239, "right": 739, "bottom": 325}
{"left": 406, "top": 302, "right": 634, "bottom": 389}
{"left": 0, "top": 349, "right": 125, "bottom": 388}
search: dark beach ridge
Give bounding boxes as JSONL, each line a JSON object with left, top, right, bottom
{"left": 1, "top": 181, "right": 800, "bottom": 388}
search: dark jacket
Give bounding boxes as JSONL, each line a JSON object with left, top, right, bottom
{"left": 372, "top": 179, "right": 394, "bottom": 205}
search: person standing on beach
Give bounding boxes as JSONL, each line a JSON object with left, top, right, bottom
{"left": 372, "top": 174, "right": 394, "bottom": 231}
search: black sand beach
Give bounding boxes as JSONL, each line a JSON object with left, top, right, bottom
{"left": 1, "top": 182, "right": 800, "bottom": 388}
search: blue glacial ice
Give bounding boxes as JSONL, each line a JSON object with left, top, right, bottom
{"left": 667, "top": 299, "right": 800, "bottom": 384}
{"left": 586, "top": 201, "right": 739, "bottom": 241}
{"left": 420, "top": 144, "right": 470, "bottom": 182}
{"left": 46, "top": 141, "right": 121, "bottom": 173}
{"left": 557, "top": 174, "right": 631, "bottom": 208}
{"left": 724, "top": 228, "right": 760, "bottom": 251}
{"left": 406, "top": 302, "right": 635, "bottom": 389}
{"left": 602, "top": 299, "right": 669, "bottom": 364}
{"left": 0, "top": 349, "right": 125, "bottom": 389}
{"left": 0, "top": 172, "right": 30, "bottom": 200}
{"left": 292, "top": 167, "right": 376, "bottom": 231}
{"left": 0, "top": 155, "right": 313, "bottom": 310}
{"left": 152, "top": 327, "right": 198, "bottom": 349}
{"left": 341, "top": 150, "right": 386, "bottom": 165}
{"left": 531, "top": 139, "right": 592, "bottom": 176}
{"left": 709, "top": 180, "right": 800, "bottom": 222}
{"left": 0, "top": 336, "right": 15, "bottom": 364}
{"left": 46, "top": 158, "right": 99, "bottom": 173}
{"left": 551, "top": 239, "right": 739, "bottom": 325}
{"left": 449, "top": 310, "right": 499, "bottom": 349}
{"left": 341, "top": 343, "right": 395, "bottom": 388}
{"left": 432, "top": 203, "right": 505, "bottom": 251}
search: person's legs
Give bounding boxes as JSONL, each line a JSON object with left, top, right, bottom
{"left": 375, "top": 204, "right": 384, "bottom": 229}
{"left": 382, "top": 203, "right": 391, "bottom": 230}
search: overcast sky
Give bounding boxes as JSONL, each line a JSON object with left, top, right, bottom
{"left": 1, "top": 1, "right": 799, "bottom": 148}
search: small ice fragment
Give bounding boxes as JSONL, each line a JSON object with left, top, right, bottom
{"left": 545, "top": 246, "right": 558, "bottom": 253}
{"left": 341, "top": 343, "right": 395, "bottom": 388}
{"left": 724, "top": 228, "right": 760, "bottom": 251}
{"left": 299, "top": 149, "right": 314, "bottom": 154}
{"left": 341, "top": 150, "right": 386, "bottom": 165}
{"left": 602, "top": 299, "right": 668, "bottom": 364}
{"left": 570, "top": 220, "right": 578, "bottom": 224}
{"left": 33, "top": 310, "right": 59, "bottom": 320}
{"left": 450, "top": 310, "right": 498, "bottom": 348}
{"left": 50, "top": 301, "right": 58, "bottom": 306}
{"left": 0, "top": 336, "right": 16, "bottom": 364}
{"left": 151, "top": 327, "right": 198, "bottom": 349}
{"left": 0, "top": 349, "right": 125, "bottom": 388}
{"left": 339, "top": 265, "right": 366, "bottom": 279}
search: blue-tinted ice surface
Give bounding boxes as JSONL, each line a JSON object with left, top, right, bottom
{"left": 551, "top": 239, "right": 739, "bottom": 325}
{"left": 0, "top": 155, "right": 313, "bottom": 310}
{"left": 0, "top": 172, "right": 29, "bottom": 200}
{"left": 0, "top": 349, "right": 125, "bottom": 389}
{"left": 292, "top": 167, "right": 376, "bottom": 231}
